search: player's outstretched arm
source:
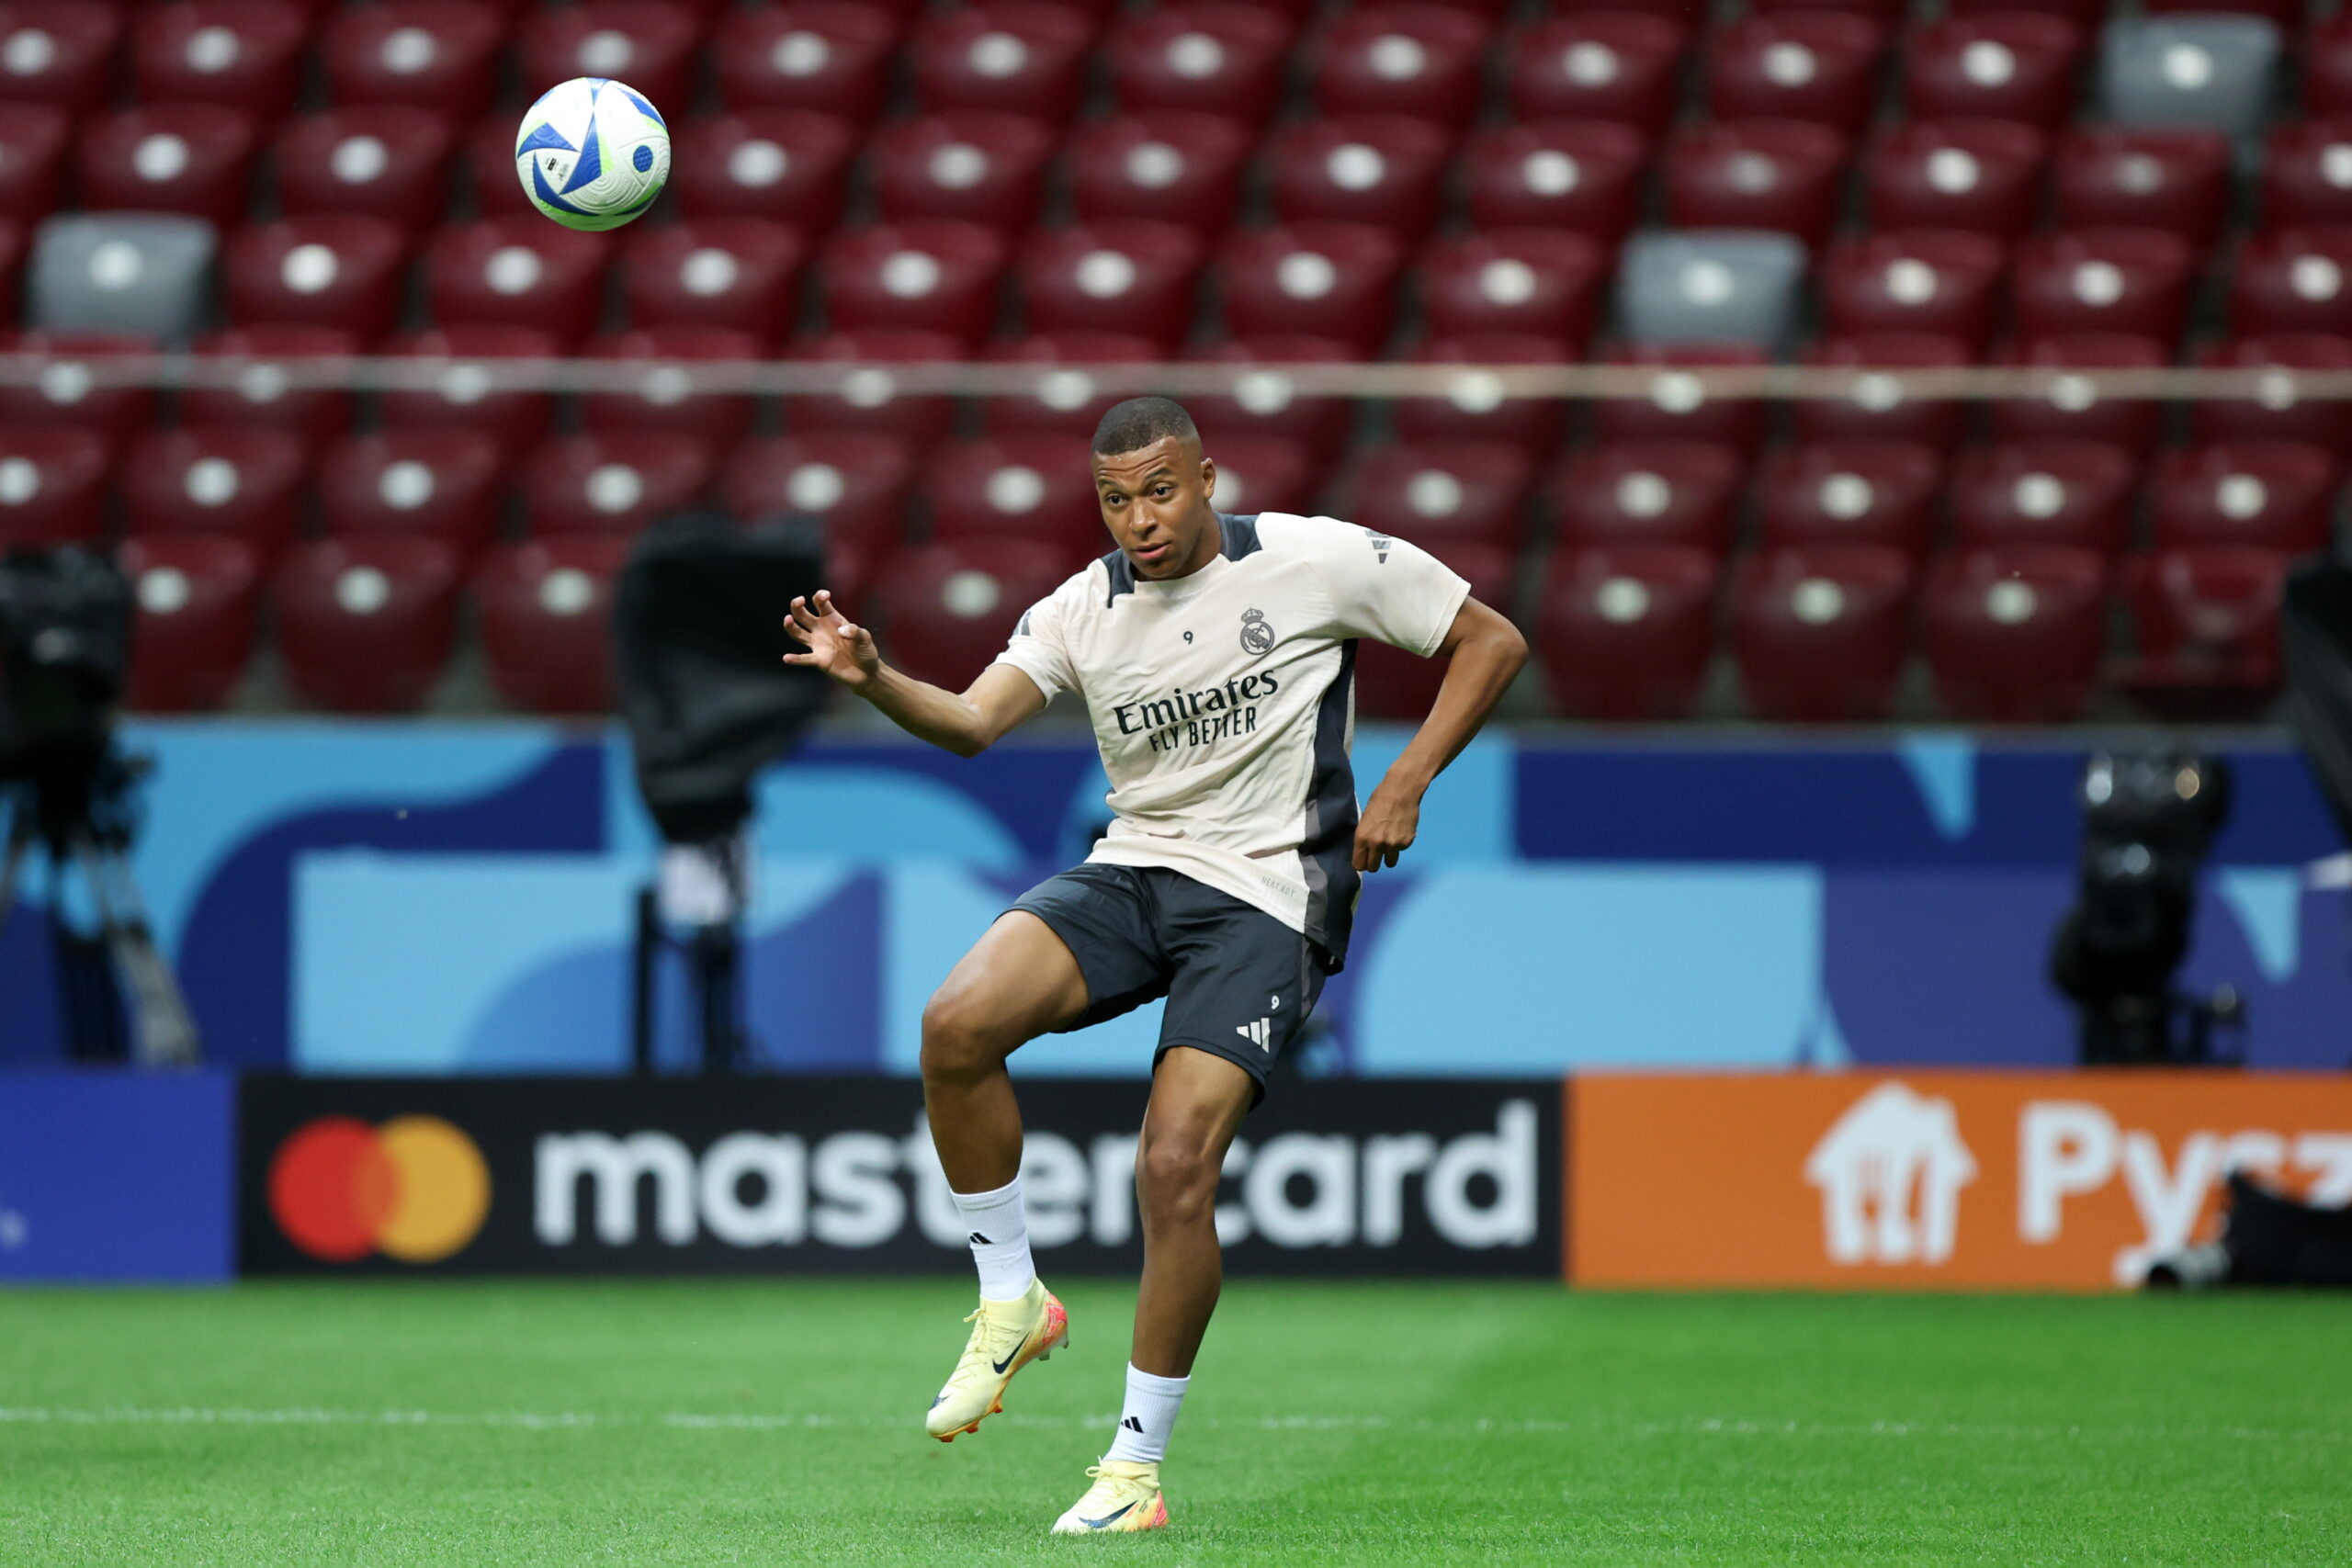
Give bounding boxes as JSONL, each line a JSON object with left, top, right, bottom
{"left": 784, "top": 590, "right": 1046, "bottom": 757}
{"left": 1353, "top": 595, "right": 1527, "bottom": 874}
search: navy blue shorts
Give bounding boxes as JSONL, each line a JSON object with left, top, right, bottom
{"left": 1007, "top": 863, "right": 1328, "bottom": 1105}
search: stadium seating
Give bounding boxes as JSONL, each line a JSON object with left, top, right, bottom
{"left": 1592, "top": 343, "right": 1770, "bottom": 455}
{"left": 0, "top": 1, "right": 122, "bottom": 114}
{"left": 1313, "top": 4, "right": 1493, "bottom": 127}
{"left": 578, "top": 325, "right": 763, "bottom": 448}
{"left": 1950, "top": 441, "right": 2137, "bottom": 558}
{"left": 1017, "top": 222, "right": 1206, "bottom": 350}
{"left": 712, "top": 1, "right": 899, "bottom": 121}
{"left": 1616, "top": 231, "right": 1807, "bottom": 353}
{"left": 1460, "top": 120, "right": 1649, "bottom": 245}
{"left": 122, "top": 425, "right": 309, "bottom": 558}
{"left": 1704, "top": 13, "right": 1885, "bottom": 138}
{"left": 1662, "top": 119, "right": 1849, "bottom": 247}
{"left": 621, "top": 218, "right": 806, "bottom": 342}
{"left": 2230, "top": 229, "right": 2352, "bottom": 339}
{"left": 1065, "top": 113, "right": 1254, "bottom": 235}
{"left": 2052, "top": 128, "right": 2233, "bottom": 244}
{"left": 1507, "top": 14, "right": 1688, "bottom": 135}
{"left": 1267, "top": 116, "right": 1453, "bottom": 236}
{"left": 2120, "top": 545, "right": 2290, "bottom": 716}
{"left": 318, "top": 428, "right": 508, "bottom": 558}
{"left": 2261, "top": 120, "right": 2352, "bottom": 230}
{"left": 1547, "top": 440, "right": 1743, "bottom": 555}
{"left": 1754, "top": 440, "right": 1944, "bottom": 557}
{"left": 1862, "top": 119, "right": 2049, "bottom": 239}
{"left": 668, "top": 110, "right": 856, "bottom": 229}
{"left": 0, "top": 331, "right": 157, "bottom": 444}
{"left": 26, "top": 214, "right": 216, "bottom": 343}
{"left": 2192, "top": 334, "right": 2352, "bottom": 451}
{"left": 274, "top": 108, "right": 458, "bottom": 234}
{"left": 820, "top": 220, "right": 1008, "bottom": 347}
{"left": 223, "top": 216, "right": 410, "bottom": 342}
{"left": 0, "top": 106, "right": 68, "bottom": 227}
{"left": 910, "top": 3, "right": 1093, "bottom": 122}
{"left": 320, "top": 0, "right": 505, "bottom": 118}
{"left": 1183, "top": 336, "right": 1362, "bottom": 466}
{"left": 1205, "top": 433, "right": 1317, "bottom": 516}
{"left": 520, "top": 430, "right": 712, "bottom": 537}
{"left": 1355, "top": 540, "right": 1513, "bottom": 718}
{"left": 923, "top": 434, "right": 1100, "bottom": 560}
{"left": 785, "top": 329, "right": 961, "bottom": 447}
{"left": 119, "top": 536, "right": 262, "bottom": 712}
{"left": 2146, "top": 443, "right": 2338, "bottom": 554}
{"left": 1417, "top": 231, "right": 1609, "bottom": 350}
{"left": 377, "top": 324, "right": 561, "bottom": 459}
{"left": 1730, "top": 544, "right": 1917, "bottom": 722}
{"left": 718, "top": 431, "right": 916, "bottom": 556}
{"left": 872, "top": 537, "right": 1075, "bottom": 689}
{"left": 1903, "top": 12, "right": 2085, "bottom": 130}
{"left": 2310, "top": 12, "right": 2352, "bottom": 120}
{"left": 1792, "top": 334, "right": 1974, "bottom": 449}
{"left": 1818, "top": 231, "right": 2007, "bottom": 350}
{"left": 0, "top": 423, "right": 108, "bottom": 545}
{"left": 1989, "top": 333, "right": 2171, "bottom": 456}
{"left": 868, "top": 112, "right": 1055, "bottom": 232}
{"left": 978, "top": 332, "right": 1160, "bottom": 439}
{"left": 2010, "top": 230, "right": 2196, "bottom": 344}
{"left": 516, "top": 3, "right": 702, "bottom": 112}
{"left": 1105, "top": 3, "right": 1297, "bottom": 127}
{"left": 424, "top": 219, "right": 612, "bottom": 344}
{"left": 274, "top": 536, "right": 463, "bottom": 713}
{"left": 473, "top": 538, "right": 631, "bottom": 715}
{"left": 1392, "top": 333, "right": 1569, "bottom": 455}
{"left": 1347, "top": 441, "right": 1537, "bottom": 553}
{"left": 1536, "top": 542, "right": 1720, "bottom": 720}
{"left": 1216, "top": 223, "right": 1403, "bottom": 353}
{"left": 75, "top": 105, "right": 259, "bottom": 227}
{"left": 1921, "top": 546, "right": 2109, "bottom": 722}
{"left": 130, "top": 0, "right": 311, "bottom": 113}
{"left": 2098, "top": 15, "right": 2279, "bottom": 143}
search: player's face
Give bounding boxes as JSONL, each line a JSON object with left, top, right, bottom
{"left": 1091, "top": 436, "right": 1220, "bottom": 580}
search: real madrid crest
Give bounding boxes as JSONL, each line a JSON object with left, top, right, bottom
{"left": 1238, "top": 607, "right": 1275, "bottom": 655}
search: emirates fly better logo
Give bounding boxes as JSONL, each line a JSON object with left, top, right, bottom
{"left": 268, "top": 1116, "right": 492, "bottom": 1263}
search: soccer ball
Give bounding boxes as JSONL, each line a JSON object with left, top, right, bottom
{"left": 514, "top": 77, "right": 670, "bottom": 232}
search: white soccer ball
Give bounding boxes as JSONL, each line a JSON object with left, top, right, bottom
{"left": 514, "top": 76, "right": 671, "bottom": 232}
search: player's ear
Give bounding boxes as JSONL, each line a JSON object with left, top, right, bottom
{"left": 1199, "top": 457, "right": 1216, "bottom": 501}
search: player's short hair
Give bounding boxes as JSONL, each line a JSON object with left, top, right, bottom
{"left": 1091, "top": 396, "right": 1199, "bottom": 457}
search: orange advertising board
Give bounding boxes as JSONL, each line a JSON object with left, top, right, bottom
{"left": 1568, "top": 1072, "right": 2352, "bottom": 1291}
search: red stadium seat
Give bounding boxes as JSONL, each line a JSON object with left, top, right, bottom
{"left": 622, "top": 219, "right": 805, "bottom": 343}
{"left": 120, "top": 536, "right": 260, "bottom": 712}
{"left": 712, "top": 0, "right": 899, "bottom": 122}
{"left": 1355, "top": 539, "right": 1514, "bottom": 718}
{"left": 1461, "top": 120, "right": 1648, "bottom": 246}
{"left": 276, "top": 537, "right": 462, "bottom": 713}
{"left": 515, "top": 3, "right": 701, "bottom": 116}
{"left": 820, "top": 220, "right": 1009, "bottom": 348}
{"left": 1313, "top": 4, "right": 1494, "bottom": 128}
{"left": 75, "top": 106, "right": 260, "bottom": 227}
{"left": 2140, "top": 0, "right": 2294, "bottom": 24}
{"left": 1950, "top": 441, "right": 2136, "bottom": 558}
{"left": 321, "top": 0, "right": 504, "bottom": 118}
{"left": 1862, "top": 119, "right": 2048, "bottom": 239}
{"left": 1547, "top": 440, "right": 1742, "bottom": 555}
{"left": 1066, "top": 114, "right": 1254, "bottom": 237}
{"left": 130, "top": 0, "right": 309, "bottom": 115}
{"left": 1217, "top": 224, "right": 1404, "bottom": 355}
{"left": 2231, "top": 229, "right": 2352, "bottom": 339}
{"left": 869, "top": 113, "right": 1057, "bottom": 233}
{"left": 378, "top": 324, "right": 561, "bottom": 459}
{"left": 0, "top": 217, "right": 23, "bottom": 317}
{"left": 1105, "top": 3, "right": 1296, "bottom": 127}
{"left": 1793, "top": 334, "right": 1975, "bottom": 449}
{"left": 0, "top": 333, "right": 156, "bottom": 448}
{"left": 1819, "top": 231, "right": 2007, "bottom": 349}
{"left": 785, "top": 329, "right": 960, "bottom": 447}
{"left": 978, "top": 332, "right": 1161, "bottom": 439}
{"left": 1417, "top": 231, "right": 1610, "bottom": 350}
{"left": 1755, "top": 439, "right": 1943, "bottom": 556}
{"left": 1944, "top": 0, "right": 2103, "bottom": 22}
{"left": 520, "top": 431, "right": 711, "bottom": 538}
{"left": 474, "top": 538, "right": 631, "bottom": 714}
{"left": 578, "top": 326, "right": 762, "bottom": 451}
{"left": 1394, "top": 334, "right": 1568, "bottom": 456}
{"left": 122, "top": 426, "right": 307, "bottom": 557}
{"left": 1267, "top": 117, "right": 1453, "bottom": 237}
{"left": 1990, "top": 333, "right": 2171, "bottom": 456}
{"left": 1922, "top": 546, "right": 2109, "bottom": 722}
{"left": 1903, "top": 13, "right": 2086, "bottom": 132}
{"left": 177, "top": 325, "right": 356, "bottom": 446}
{"left": 223, "top": 217, "right": 410, "bottom": 343}
{"left": 1731, "top": 544, "right": 1917, "bottom": 722}
{"left": 273, "top": 108, "right": 458, "bottom": 235}
{"left": 1206, "top": 433, "right": 1317, "bottom": 516}
{"left": 318, "top": 428, "right": 506, "bottom": 558}
{"left": 2120, "top": 546, "right": 2289, "bottom": 715}
{"left": 460, "top": 112, "right": 533, "bottom": 220}
{"left": 1705, "top": 13, "right": 1886, "bottom": 139}
{"left": 2147, "top": 443, "right": 2337, "bottom": 554}
{"left": 1347, "top": 441, "right": 1535, "bottom": 552}
{"left": 2192, "top": 334, "right": 2352, "bottom": 450}
{"left": 1591, "top": 343, "right": 1770, "bottom": 456}
{"left": 922, "top": 433, "right": 1100, "bottom": 558}
{"left": 668, "top": 111, "right": 856, "bottom": 231}
{"left": 424, "top": 219, "right": 612, "bottom": 345}
{"left": 0, "top": 105, "right": 67, "bottom": 226}
{"left": 1537, "top": 542, "right": 1719, "bottom": 720}
{"left": 2262, "top": 121, "right": 2352, "bottom": 231}
{"left": 2011, "top": 230, "right": 2196, "bottom": 344}
{"left": 910, "top": 4, "right": 1093, "bottom": 123}
{"left": 720, "top": 432, "right": 915, "bottom": 555}
{"left": 2052, "top": 130, "right": 2233, "bottom": 246}
{"left": 1507, "top": 14, "right": 1688, "bottom": 136}
{"left": 0, "top": 1, "right": 119, "bottom": 113}
{"left": 1184, "top": 335, "right": 1362, "bottom": 467}
{"left": 0, "top": 423, "right": 107, "bottom": 546}
{"left": 1662, "top": 119, "right": 1850, "bottom": 249}
{"left": 1018, "top": 222, "right": 1205, "bottom": 351}
{"left": 875, "top": 538, "right": 1080, "bottom": 687}
{"left": 2311, "top": 14, "right": 2352, "bottom": 122}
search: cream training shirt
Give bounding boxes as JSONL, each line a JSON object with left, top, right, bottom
{"left": 991, "top": 511, "right": 1470, "bottom": 968}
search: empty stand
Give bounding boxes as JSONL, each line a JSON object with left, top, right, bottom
{"left": 1863, "top": 120, "right": 2048, "bottom": 239}
{"left": 718, "top": 431, "right": 915, "bottom": 555}
{"left": 321, "top": 0, "right": 504, "bottom": 118}
{"left": 1018, "top": 221, "right": 1205, "bottom": 350}
{"left": 27, "top": 215, "right": 215, "bottom": 344}
{"left": 0, "top": 331, "right": 157, "bottom": 444}
{"left": 1348, "top": 441, "right": 1535, "bottom": 553}
{"left": 621, "top": 218, "right": 805, "bottom": 343}
{"left": 0, "top": 423, "right": 107, "bottom": 545}
{"left": 1755, "top": 440, "right": 1944, "bottom": 557}
{"left": 1662, "top": 119, "right": 1849, "bottom": 247}
{"left": 874, "top": 537, "right": 1078, "bottom": 689}
{"left": 1793, "top": 334, "right": 1975, "bottom": 449}
{"left": 122, "top": 425, "right": 308, "bottom": 558}
{"left": 75, "top": 105, "right": 259, "bottom": 227}
{"left": 120, "top": 536, "right": 261, "bottom": 712}
{"left": 1461, "top": 121, "right": 1649, "bottom": 246}
{"left": 516, "top": 3, "right": 701, "bottom": 114}
{"left": 2098, "top": 15, "right": 2279, "bottom": 144}
{"left": 1356, "top": 540, "right": 1514, "bottom": 718}
{"left": 1184, "top": 335, "right": 1362, "bottom": 466}
{"left": 868, "top": 112, "right": 1056, "bottom": 232}
{"left": 1592, "top": 343, "right": 1770, "bottom": 456}
{"left": 520, "top": 430, "right": 712, "bottom": 537}
{"left": 1990, "top": 333, "right": 2171, "bottom": 456}
{"left": 1418, "top": 231, "right": 1609, "bottom": 350}
{"left": 577, "top": 326, "right": 762, "bottom": 449}
{"left": 275, "top": 537, "right": 462, "bottom": 713}
{"left": 713, "top": 0, "right": 899, "bottom": 122}
{"left": 0, "top": 1, "right": 121, "bottom": 114}
{"left": 274, "top": 107, "right": 458, "bottom": 234}
{"left": 910, "top": 3, "right": 1093, "bottom": 122}
{"left": 669, "top": 111, "right": 856, "bottom": 230}
{"left": 1537, "top": 542, "right": 1720, "bottom": 721}
{"left": 2120, "top": 545, "right": 2290, "bottom": 715}
{"left": 1067, "top": 113, "right": 1254, "bottom": 236}
{"left": 922, "top": 433, "right": 1101, "bottom": 558}
{"left": 1393, "top": 334, "right": 1568, "bottom": 455}
{"left": 130, "top": 0, "right": 310, "bottom": 113}
{"left": 318, "top": 428, "right": 508, "bottom": 558}
{"left": 978, "top": 332, "right": 1160, "bottom": 439}
{"left": 1705, "top": 13, "right": 1885, "bottom": 138}
{"left": 1507, "top": 14, "right": 1688, "bottom": 135}
{"left": 223, "top": 216, "right": 409, "bottom": 342}
{"left": 1616, "top": 231, "right": 1807, "bottom": 353}
{"left": 1204, "top": 433, "right": 1316, "bottom": 516}
{"left": 1819, "top": 231, "right": 2007, "bottom": 350}
{"left": 1106, "top": 2, "right": 1297, "bottom": 127}
{"left": 1904, "top": 12, "right": 2085, "bottom": 131}
{"left": 2230, "top": 229, "right": 2352, "bottom": 339}
{"left": 1922, "top": 546, "right": 2109, "bottom": 722}
{"left": 2261, "top": 120, "right": 2352, "bottom": 230}
{"left": 1217, "top": 223, "right": 1404, "bottom": 353}
{"left": 0, "top": 105, "right": 68, "bottom": 227}
{"left": 1548, "top": 440, "right": 1743, "bottom": 555}
{"left": 378, "top": 324, "right": 562, "bottom": 458}
{"left": 1731, "top": 544, "right": 1917, "bottom": 723}
{"left": 474, "top": 538, "right": 631, "bottom": 714}
{"left": 785, "top": 328, "right": 961, "bottom": 446}
{"left": 2192, "top": 334, "right": 2352, "bottom": 451}
{"left": 2010, "top": 230, "right": 2196, "bottom": 344}
{"left": 2052, "top": 128, "right": 2232, "bottom": 244}
{"left": 820, "top": 220, "right": 1008, "bottom": 347}
{"left": 1313, "top": 4, "right": 1493, "bottom": 128}
{"left": 1950, "top": 441, "right": 2137, "bottom": 558}
{"left": 2146, "top": 443, "right": 2338, "bottom": 554}
{"left": 1267, "top": 116, "right": 1453, "bottom": 237}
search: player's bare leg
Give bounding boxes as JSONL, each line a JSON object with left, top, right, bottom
{"left": 1053, "top": 1046, "right": 1253, "bottom": 1534}
{"left": 919, "top": 911, "right": 1088, "bottom": 1440}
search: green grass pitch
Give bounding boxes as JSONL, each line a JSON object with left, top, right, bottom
{"left": 1, "top": 1280, "right": 2346, "bottom": 1565}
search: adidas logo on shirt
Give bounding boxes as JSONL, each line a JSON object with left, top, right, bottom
{"left": 1236, "top": 1018, "right": 1272, "bottom": 1054}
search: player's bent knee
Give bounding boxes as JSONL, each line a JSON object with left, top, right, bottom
{"left": 918, "top": 987, "right": 1015, "bottom": 1083}
{"left": 1136, "top": 1131, "right": 1223, "bottom": 1224}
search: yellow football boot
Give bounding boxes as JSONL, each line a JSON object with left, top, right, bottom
{"left": 923, "top": 1278, "right": 1069, "bottom": 1441}
{"left": 1049, "top": 1461, "right": 1169, "bottom": 1535}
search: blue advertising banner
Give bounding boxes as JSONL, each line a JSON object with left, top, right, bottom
{"left": 0, "top": 1070, "right": 236, "bottom": 1282}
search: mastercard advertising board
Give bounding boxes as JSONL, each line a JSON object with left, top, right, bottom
{"left": 1567, "top": 1071, "right": 2352, "bottom": 1291}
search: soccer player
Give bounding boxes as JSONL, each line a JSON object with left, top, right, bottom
{"left": 783, "top": 397, "right": 1526, "bottom": 1535}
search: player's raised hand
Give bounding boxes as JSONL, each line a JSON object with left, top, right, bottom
{"left": 783, "top": 590, "right": 881, "bottom": 689}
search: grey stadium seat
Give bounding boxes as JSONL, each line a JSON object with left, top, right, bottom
{"left": 2100, "top": 17, "right": 2279, "bottom": 145}
{"left": 28, "top": 214, "right": 218, "bottom": 343}
{"left": 1614, "top": 231, "right": 1807, "bottom": 354}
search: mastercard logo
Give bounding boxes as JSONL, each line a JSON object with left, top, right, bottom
{"left": 269, "top": 1115, "right": 491, "bottom": 1263}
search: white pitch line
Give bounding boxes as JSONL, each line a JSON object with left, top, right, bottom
{"left": 0, "top": 1406, "right": 2342, "bottom": 1445}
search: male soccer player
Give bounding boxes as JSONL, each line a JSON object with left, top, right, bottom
{"left": 783, "top": 397, "right": 1526, "bottom": 1535}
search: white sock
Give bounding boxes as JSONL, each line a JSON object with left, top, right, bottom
{"left": 1102, "top": 1363, "right": 1188, "bottom": 1466}
{"left": 950, "top": 1177, "right": 1034, "bottom": 1302}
